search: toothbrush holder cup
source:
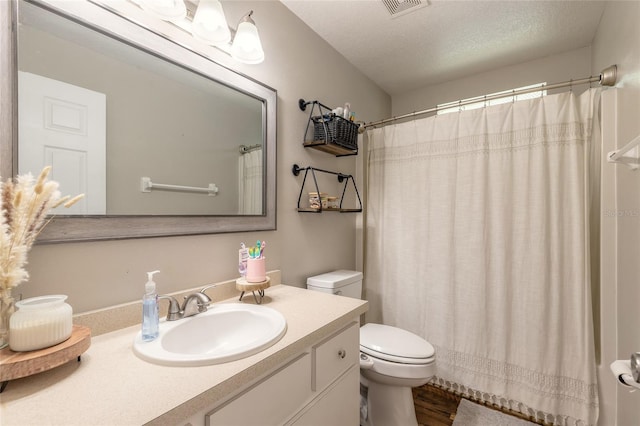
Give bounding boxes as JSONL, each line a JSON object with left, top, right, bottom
{"left": 246, "top": 257, "right": 266, "bottom": 283}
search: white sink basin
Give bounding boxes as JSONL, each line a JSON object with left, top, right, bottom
{"left": 133, "top": 303, "right": 287, "bottom": 366}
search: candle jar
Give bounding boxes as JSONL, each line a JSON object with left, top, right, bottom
{"left": 9, "top": 295, "right": 72, "bottom": 352}
{"left": 308, "top": 192, "right": 328, "bottom": 210}
{"left": 327, "top": 196, "right": 339, "bottom": 210}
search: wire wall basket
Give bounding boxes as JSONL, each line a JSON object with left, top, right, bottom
{"left": 299, "top": 99, "right": 359, "bottom": 156}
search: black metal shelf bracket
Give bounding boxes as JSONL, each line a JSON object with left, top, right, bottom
{"left": 292, "top": 164, "right": 362, "bottom": 213}
{"left": 298, "top": 98, "right": 311, "bottom": 111}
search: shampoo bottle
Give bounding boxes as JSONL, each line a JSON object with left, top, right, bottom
{"left": 343, "top": 102, "right": 351, "bottom": 120}
{"left": 142, "top": 270, "right": 160, "bottom": 341}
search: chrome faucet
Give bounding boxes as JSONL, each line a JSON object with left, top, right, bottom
{"left": 182, "top": 292, "right": 212, "bottom": 317}
{"left": 159, "top": 291, "right": 212, "bottom": 321}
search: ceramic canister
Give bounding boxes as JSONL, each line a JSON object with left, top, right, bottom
{"left": 246, "top": 257, "right": 266, "bottom": 283}
{"left": 9, "top": 295, "right": 72, "bottom": 352}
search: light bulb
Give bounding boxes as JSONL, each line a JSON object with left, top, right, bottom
{"left": 230, "top": 19, "right": 264, "bottom": 64}
{"left": 140, "top": 0, "right": 186, "bottom": 22}
{"left": 191, "top": 0, "right": 231, "bottom": 46}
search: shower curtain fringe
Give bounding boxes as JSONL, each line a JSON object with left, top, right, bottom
{"left": 433, "top": 377, "right": 587, "bottom": 426}
{"left": 359, "top": 65, "right": 616, "bottom": 132}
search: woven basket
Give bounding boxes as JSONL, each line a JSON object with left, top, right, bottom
{"left": 311, "top": 114, "right": 358, "bottom": 150}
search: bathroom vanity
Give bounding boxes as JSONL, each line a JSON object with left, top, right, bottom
{"left": 0, "top": 278, "right": 368, "bottom": 425}
{"left": 199, "top": 322, "right": 360, "bottom": 425}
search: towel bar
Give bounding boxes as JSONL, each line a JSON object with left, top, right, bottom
{"left": 140, "top": 177, "right": 219, "bottom": 196}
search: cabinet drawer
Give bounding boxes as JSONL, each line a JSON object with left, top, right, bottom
{"left": 206, "top": 353, "right": 312, "bottom": 425}
{"left": 313, "top": 322, "right": 359, "bottom": 392}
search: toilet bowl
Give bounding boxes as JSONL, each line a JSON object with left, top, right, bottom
{"left": 359, "top": 323, "right": 435, "bottom": 426}
{"left": 306, "top": 270, "right": 436, "bottom": 426}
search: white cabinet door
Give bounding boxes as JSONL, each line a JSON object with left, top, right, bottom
{"left": 206, "top": 353, "right": 312, "bottom": 426}
{"left": 198, "top": 320, "right": 361, "bottom": 426}
{"left": 290, "top": 366, "right": 360, "bottom": 426}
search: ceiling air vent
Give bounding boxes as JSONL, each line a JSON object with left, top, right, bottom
{"left": 382, "top": 0, "right": 429, "bottom": 18}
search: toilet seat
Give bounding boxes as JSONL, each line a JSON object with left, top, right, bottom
{"left": 360, "top": 323, "right": 435, "bottom": 365}
{"left": 360, "top": 346, "right": 435, "bottom": 365}
{"left": 360, "top": 352, "right": 435, "bottom": 383}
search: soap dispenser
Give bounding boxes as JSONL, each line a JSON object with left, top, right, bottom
{"left": 142, "top": 270, "right": 160, "bottom": 341}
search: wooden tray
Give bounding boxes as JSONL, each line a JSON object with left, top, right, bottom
{"left": 236, "top": 277, "right": 270, "bottom": 304}
{"left": 236, "top": 276, "right": 270, "bottom": 292}
{"left": 0, "top": 324, "right": 91, "bottom": 383}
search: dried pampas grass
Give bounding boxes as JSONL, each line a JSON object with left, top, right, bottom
{"left": 0, "top": 166, "right": 84, "bottom": 292}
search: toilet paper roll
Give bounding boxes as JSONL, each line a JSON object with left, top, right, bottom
{"left": 610, "top": 360, "right": 640, "bottom": 390}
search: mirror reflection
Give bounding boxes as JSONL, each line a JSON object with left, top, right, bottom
{"left": 18, "top": 0, "right": 264, "bottom": 216}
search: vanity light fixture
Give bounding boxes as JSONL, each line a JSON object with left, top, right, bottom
{"left": 191, "top": 0, "right": 231, "bottom": 45}
{"left": 132, "top": 0, "right": 264, "bottom": 64}
{"left": 139, "top": 0, "right": 187, "bottom": 22}
{"left": 230, "top": 11, "right": 264, "bottom": 65}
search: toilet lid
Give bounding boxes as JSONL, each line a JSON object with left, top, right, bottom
{"left": 360, "top": 323, "right": 435, "bottom": 364}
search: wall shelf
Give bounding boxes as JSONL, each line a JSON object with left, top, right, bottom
{"left": 299, "top": 99, "right": 359, "bottom": 157}
{"left": 302, "top": 140, "right": 356, "bottom": 157}
{"left": 292, "top": 164, "right": 362, "bottom": 213}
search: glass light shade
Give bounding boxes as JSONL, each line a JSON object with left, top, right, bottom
{"left": 191, "top": 0, "right": 231, "bottom": 46}
{"left": 230, "top": 21, "right": 265, "bottom": 64}
{"left": 140, "top": 0, "right": 187, "bottom": 22}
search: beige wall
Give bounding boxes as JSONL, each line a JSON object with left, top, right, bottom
{"left": 592, "top": 1, "right": 640, "bottom": 425}
{"left": 20, "top": 1, "right": 390, "bottom": 312}
{"left": 599, "top": 89, "right": 640, "bottom": 426}
{"left": 392, "top": 46, "right": 592, "bottom": 116}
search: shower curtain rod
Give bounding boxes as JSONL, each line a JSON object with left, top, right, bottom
{"left": 359, "top": 64, "right": 617, "bottom": 133}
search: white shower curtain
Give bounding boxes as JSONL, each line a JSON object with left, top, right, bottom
{"left": 238, "top": 149, "right": 262, "bottom": 214}
{"left": 365, "top": 89, "right": 600, "bottom": 425}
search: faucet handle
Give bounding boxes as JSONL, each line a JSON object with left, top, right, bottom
{"left": 200, "top": 283, "right": 219, "bottom": 296}
{"left": 158, "top": 295, "right": 181, "bottom": 321}
{"left": 181, "top": 292, "right": 212, "bottom": 318}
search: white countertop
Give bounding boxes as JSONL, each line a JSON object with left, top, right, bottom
{"left": 0, "top": 284, "right": 368, "bottom": 425}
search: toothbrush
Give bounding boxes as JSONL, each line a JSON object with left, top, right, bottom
{"left": 259, "top": 241, "right": 266, "bottom": 258}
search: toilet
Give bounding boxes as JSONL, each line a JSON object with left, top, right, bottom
{"left": 307, "top": 270, "right": 435, "bottom": 426}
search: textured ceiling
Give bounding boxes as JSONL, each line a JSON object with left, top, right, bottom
{"left": 280, "top": 0, "right": 607, "bottom": 95}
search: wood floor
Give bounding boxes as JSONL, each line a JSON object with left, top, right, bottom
{"left": 412, "top": 383, "right": 543, "bottom": 426}
{"left": 413, "top": 383, "right": 460, "bottom": 426}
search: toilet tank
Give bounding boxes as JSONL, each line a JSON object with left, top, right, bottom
{"left": 306, "top": 270, "right": 363, "bottom": 299}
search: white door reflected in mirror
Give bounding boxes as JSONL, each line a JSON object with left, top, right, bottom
{"left": 18, "top": 71, "right": 106, "bottom": 215}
